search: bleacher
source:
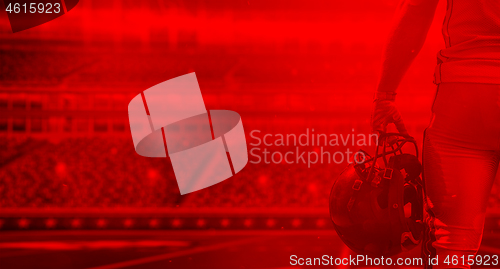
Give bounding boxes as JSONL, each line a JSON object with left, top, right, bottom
{"left": 0, "top": 138, "right": 337, "bottom": 209}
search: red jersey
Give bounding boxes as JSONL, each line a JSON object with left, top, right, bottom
{"left": 434, "top": 0, "right": 500, "bottom": 84}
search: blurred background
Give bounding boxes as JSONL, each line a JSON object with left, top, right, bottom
{"left": 1, "top": 0, "right": 500, "bottom": 268}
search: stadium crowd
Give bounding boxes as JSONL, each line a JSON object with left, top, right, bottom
{"left": 0, "top": 138, "right": 337, "bottom": 208}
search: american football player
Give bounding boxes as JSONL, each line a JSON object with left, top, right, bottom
{"left": 371, "top": 0, "right": 500, "bottom": 268}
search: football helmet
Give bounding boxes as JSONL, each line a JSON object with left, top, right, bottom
{"left": 329, "top": 132, "right": 424, "bottom": 256}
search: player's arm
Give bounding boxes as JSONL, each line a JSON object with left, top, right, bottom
{"left": 372, "top": 0, "right": 440, "bottom": 133}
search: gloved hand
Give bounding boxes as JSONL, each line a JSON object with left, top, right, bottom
{"left": 371, "top": 94, "right": 408, "bottom": 134}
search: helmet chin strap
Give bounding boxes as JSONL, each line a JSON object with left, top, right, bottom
{"left": 401, "top": 231, "right": 420, "bottom": 251}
